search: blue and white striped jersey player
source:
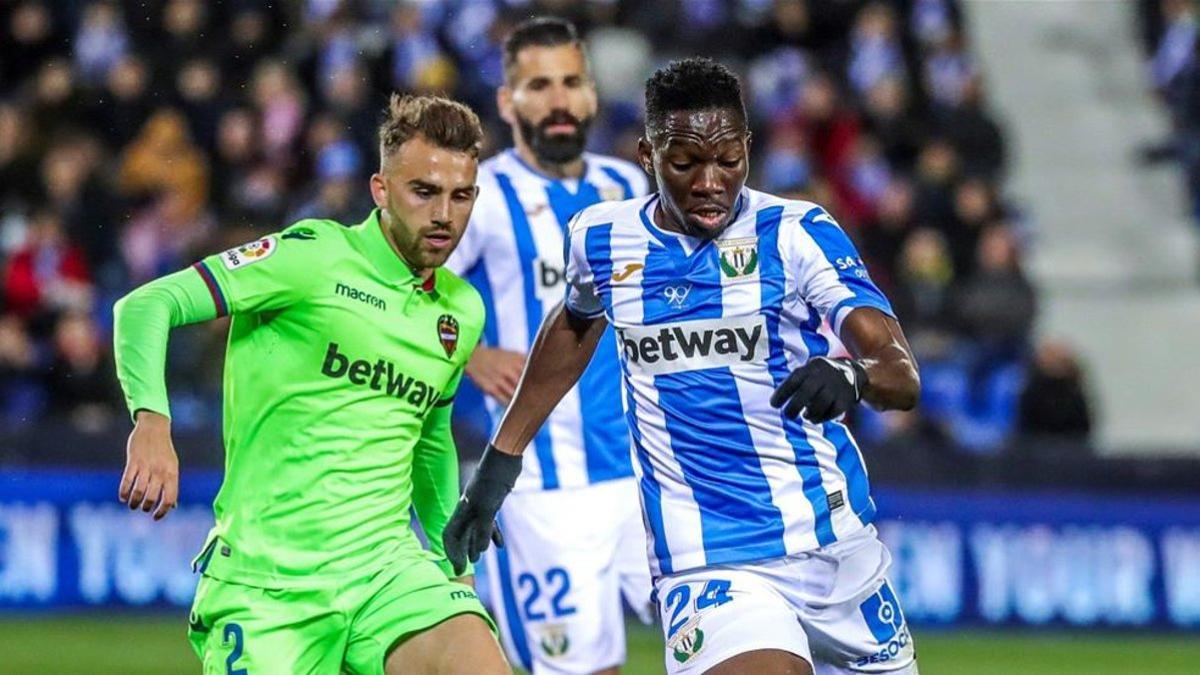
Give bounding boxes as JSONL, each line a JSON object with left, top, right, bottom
{"left": 446, "top": 58, "right": 922, "bottom": 675}
{"left": 444, "top": 18, "right": 653, "bottom": 675}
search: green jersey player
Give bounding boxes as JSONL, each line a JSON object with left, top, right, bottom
{"left": 112, "top": 95, "right": 509, "bottom": 675}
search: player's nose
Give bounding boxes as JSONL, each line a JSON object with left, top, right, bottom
{"left": 693, "top": 163, "right": 725, "bottom": 197}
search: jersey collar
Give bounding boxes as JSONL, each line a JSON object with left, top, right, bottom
{"left": 357, "top": 209, "right": 438, "bottom": 293}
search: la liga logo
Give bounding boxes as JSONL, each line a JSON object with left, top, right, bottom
{"left": 220, "top": 236, "right": 277, "bottom": 270}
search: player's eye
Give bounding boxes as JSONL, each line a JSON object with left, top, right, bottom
{"left": 670, "top": 162, "right": 692, "bottom": 171}
{"left": 719, "top": 159, "right": 741, "bottom": 168}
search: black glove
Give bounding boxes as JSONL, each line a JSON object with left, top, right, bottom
{"left": 770, "top": 357, "right": 868, "bottom": 423}
{"left": 443, "top": 444, "right": 522, "bottom": 576}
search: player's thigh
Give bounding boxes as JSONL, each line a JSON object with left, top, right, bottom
{"left": 655, "top": 565, "right": 812, "bottom": 675}
{"left": 344, "top": 555, "right": 502, "bottom": 675}
{"left": 491, "top": 499, "right": 628, "bottom": 674}
{"left": 384, "top": 613, "right": 508, "bottom": 675}
{"left": 707, "top": 649, "right": 814, "bottom": 675}
{"left": 188, "top": 575, "right": 345, "bottom": 675}
{"left": 795, "top": 532, "right": 917, "bottom": 674}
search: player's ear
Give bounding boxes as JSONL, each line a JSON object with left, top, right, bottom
{"left": 497, "top": 85, "right": 515, "bottom": 126}
{"left": 637, "top": 136, "right": 653, "bottom": 176}
{"left": 369, "top": 172, "right": 387, "bottom": 209}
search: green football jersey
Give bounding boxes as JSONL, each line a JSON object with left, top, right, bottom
{"left": 118, "top": 210, "right": 484, "bottom": 587}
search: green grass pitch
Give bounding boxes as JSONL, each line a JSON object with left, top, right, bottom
{"left": 0, "top": 615, "right": 1196, "bottom": 674}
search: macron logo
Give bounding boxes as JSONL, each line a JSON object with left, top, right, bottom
{"left": 320, "top": 342, "right": 441, "bottom": 412}
{"left": 619, "top": 316, "right": 767, "bottom": 375}
{"left": 335, "top": 282, "right": 386, "bottom": 311}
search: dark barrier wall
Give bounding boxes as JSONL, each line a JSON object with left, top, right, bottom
{"left": 0, "top": 470, "right": 1198, "bottom": 629}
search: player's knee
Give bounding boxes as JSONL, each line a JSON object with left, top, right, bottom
{"left": 704, "top": 649, "right": 813, "bottom": 675}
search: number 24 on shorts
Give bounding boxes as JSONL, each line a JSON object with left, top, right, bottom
{"left": 664, "top": 579, "right": 733, "bottom": 638}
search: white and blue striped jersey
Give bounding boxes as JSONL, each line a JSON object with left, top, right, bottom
{"left": 563, "top": 188, "right": 894, "bottom": 577}
{"left": 447, "top": 149, "right": 648, "bottom": 493}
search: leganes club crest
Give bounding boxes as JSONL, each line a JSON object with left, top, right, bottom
{"left": 437, "top": 314, "right": 459, "bottom": 358}
{"left": 669, "top": 622, "right": 706, "bottom": 664}
{"left": 538, "top": 623, "right": 570, "bottom": 659}
{"left": 717, "top": 237, "right": 758, "bottom": 279}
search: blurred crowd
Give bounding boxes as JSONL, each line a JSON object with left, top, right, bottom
{"left": 1139, "top": 0, "right": 1200, "bottom": 239}
{"left": 0, "top": 0, "right": 1093, "bottom": 465}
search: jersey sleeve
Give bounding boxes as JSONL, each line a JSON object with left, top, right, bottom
{"left": 410, "top": 366, "right": 471, "bottom": 579}
{"left": 194, "top": 222, "right": 327, "bottom": 316}
{"left": 789, "top": 205, "right": 895, "bottom": 334}
{"left": 113, "top": 266, "right": 221, "bottom": 420}
{"left": 562, "top": 213, "right": 606, "bottom": 319}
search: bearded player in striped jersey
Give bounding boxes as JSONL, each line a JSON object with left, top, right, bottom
{"left": 446, "top": 58, "right": 921, "bottom": 674}
{"left": 444, "top": 17, "right": 652, "bottom": 675}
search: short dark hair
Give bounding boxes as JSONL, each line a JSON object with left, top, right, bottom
{"left": 645, "top": 58, "right": 747, "bottom": 138}
{"left": 502, "top": 16, "right": 582, "bottom": 76}
{"left": 378, "top": 93, "right": 483, "bottom": 161}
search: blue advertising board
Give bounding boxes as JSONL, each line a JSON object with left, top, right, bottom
{"left": 0, "top": 470, "right": 1198, "bottom": 629}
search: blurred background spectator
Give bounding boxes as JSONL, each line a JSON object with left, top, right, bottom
{"left": 0, "top": 0, "right": 1097, "bottom": 481}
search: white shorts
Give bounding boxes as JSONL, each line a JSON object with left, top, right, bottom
{"left": 654, "top": 525, "right": 918, "bottom": 674}
{"left": 482, "top": 477, "right": 654, "bottom": 674}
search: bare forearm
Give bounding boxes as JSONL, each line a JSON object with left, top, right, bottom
{"left": 841, "top": 309, "right": 920, "bottom": 411}
{"left": 492, "top": 303, "right": 605, "bottom": 454}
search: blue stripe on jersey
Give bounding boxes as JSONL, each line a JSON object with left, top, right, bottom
{"left": 800, "top": 206, "right": 895, "bottom": 319}
{"left": 656, "top": 366, "right": 789, "bottom": 565}
{"left": 824, "top": 420, "right": 877, "bottom": 524}
{"left": 800, "top": 300, "right": 830, "bottom": 359}
{"left": 495, "top": 172, "right": 558, "bottom": 489}
{"left": 599, "top": 166, "right": 634, "bottom": 199}
{"left": 584, "top": 222, "right": 615, "bottom": 315}
{"left": 494, "top": 515, "right": 533, "bottom": 671}
{"left": 757, "top": 205, "right": 837, "bottom": 546}
{"left": 546, "top": 179, "right": 601, "bottom": 231}
{"left": 642, "top": 234, "right": 788, "bottom": 566}
{"left": 621, "top": 357, "right": 673, "bottom": 574}
{"left": 577, "top": 222, "right": 632, "bottom": 482}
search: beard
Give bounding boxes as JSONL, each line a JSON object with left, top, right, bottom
{"left": 516, "top": 110, "right": 592, "bottom": 165}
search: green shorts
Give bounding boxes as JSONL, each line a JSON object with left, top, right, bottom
{"left": 187, "top": 555, "right": 494, "bottom": 675}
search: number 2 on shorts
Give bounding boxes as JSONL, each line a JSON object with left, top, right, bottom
{"left": 223, "top": 623, "right": 247, "bottom": 675}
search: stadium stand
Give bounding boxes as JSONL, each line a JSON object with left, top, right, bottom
{"left": 0, "top": 0, "right": 1126, "bottom": 483}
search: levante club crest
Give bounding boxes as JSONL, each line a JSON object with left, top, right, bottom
{"left": 437, "top": 314, "right": 459, "bottom": 358}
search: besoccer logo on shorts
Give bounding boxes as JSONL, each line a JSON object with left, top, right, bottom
{"left": 221, "top": 236, "right": 277, "bottom": 270}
